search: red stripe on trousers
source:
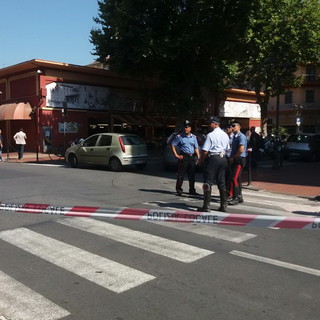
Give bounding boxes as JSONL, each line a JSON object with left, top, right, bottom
{"left": 233, "top": 164, "right": 242, "bottom": 187}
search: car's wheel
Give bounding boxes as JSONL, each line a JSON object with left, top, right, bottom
{"left": 68, "top": 154, "right": 78, "bottom": 168}
{"left": 109, "top": 157, "right": 122, "bottom": 172}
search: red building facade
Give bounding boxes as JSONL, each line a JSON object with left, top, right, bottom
{"left": 0, "top": 59, "right": 155, "bottom": 153}
{"left": 0, "top": 59, "right": 262, "bottom": 153}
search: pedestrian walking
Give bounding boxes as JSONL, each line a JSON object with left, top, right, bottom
{"left": 13, "top": 128, "right": 27, "bottom": 160}
{"left": 198, "top": 116, "right": 230, "bottom": 212}
{"left": 228, "top": 122, "right": 247, "bottom": 205}
{"left": 0, "top": 129, "right": 3, "bottom": 161}
{"left": 171, "top": 120, "right": 200, "bottom": 196}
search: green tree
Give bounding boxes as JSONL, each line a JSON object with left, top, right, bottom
{"left": 235, "top": 0, "right": 320, "bottom": 134}
{"left": 90, "top": 0, "right": 254, "bottom": 118}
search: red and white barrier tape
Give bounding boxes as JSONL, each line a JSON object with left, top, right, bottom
{"left": 0, "top": 202, "right": 319, "bottom": 229}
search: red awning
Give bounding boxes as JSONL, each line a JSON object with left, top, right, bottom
{"left": 0, "top": 102, "right": 32, "bottom": 120}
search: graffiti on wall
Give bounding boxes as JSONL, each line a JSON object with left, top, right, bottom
{"left": 46, "top": 82, "right": 142, "bottom": 112}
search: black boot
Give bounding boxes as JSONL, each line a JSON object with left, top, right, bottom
{"left": 197, "top": 190, "right": 211, "bottom": 212}
{"left": 218, "top": 189, "right": 227, "bottom": 212}
{"left": 228, "top": 198, "right": 239, "bottom": 205}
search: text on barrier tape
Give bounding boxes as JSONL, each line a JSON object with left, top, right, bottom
{"left": 0, "top": 202, "right": 319, "bottom": 229}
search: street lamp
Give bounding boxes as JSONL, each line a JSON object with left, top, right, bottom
{"left": 293, "top": 104, "right": 303, "bottom": 133}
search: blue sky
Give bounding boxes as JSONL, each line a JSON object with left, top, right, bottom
{"left": 0, "top": 0, "right": 100, "bottom": 68}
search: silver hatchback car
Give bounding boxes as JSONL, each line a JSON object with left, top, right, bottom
{"left": 65, "top": 133, "right": 148, "bottom": 171}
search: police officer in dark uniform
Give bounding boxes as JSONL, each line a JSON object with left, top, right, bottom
{"left": 171, "top": 120, "right": 200, "bottom": 196}
{"left": 228, "top": 121, "right": 247, "bottom": 205}
{"left": 198, "top": 116, "right": 230, "bottom": 212}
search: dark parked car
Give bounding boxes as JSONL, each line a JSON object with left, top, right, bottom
{"left": 283, "top": 133, "right": 320, "bottom": 161}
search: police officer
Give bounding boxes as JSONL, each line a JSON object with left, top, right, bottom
{"left": 171, "top": 120, "right": 200, "bottom": 196}
{"left": 228, "top": 121, "right": 247, "bottom": 205}
{"left": 198, "top": 116, "right": 230, "bottom": 212}
{"left": 225, "top": 124, "right": 234, "bottom": 198}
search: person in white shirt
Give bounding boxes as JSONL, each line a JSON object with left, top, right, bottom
{"left": 13, "top": 128, "right": 27, "bottom": 159}
{"left": 198, "top": 116, "right": 230, "bottom": 212}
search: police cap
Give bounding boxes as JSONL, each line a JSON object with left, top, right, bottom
{"left": 208, "top": 116, "right": 220, "bottom": 124}
{"left": 184, "top": 120, "right": 192, "bottom": 128}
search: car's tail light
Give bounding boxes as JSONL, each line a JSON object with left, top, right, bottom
{"left": 119, "top": 136, "right": 125, "bottom": 153}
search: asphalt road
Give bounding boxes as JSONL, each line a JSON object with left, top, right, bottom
{"left": 0, "top": 157, "right": 319, "bottom": 320}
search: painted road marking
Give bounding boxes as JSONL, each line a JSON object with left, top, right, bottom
{"left": 230, "top": 250, "right": 320, "bottom": 277}
{"left": 0, "top": 228, "right": 155, "bottom": 293}
{"left": 57, "top": 218, "right": 214, "bottom": 262}
{"left": 148, "top": 221, "right": 257, "bottom": 243}
{"left": 0, "top": 270, "right": 70, "bottom": 320}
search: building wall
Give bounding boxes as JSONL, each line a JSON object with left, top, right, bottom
{"left": 0, "top": 59, "right": 263, "bottom": 152}
{"left": 268, "top": 65, "right": 320, "bottom": 133}
{"left": 0, "top": 61, "right": 147, "bottom": 152}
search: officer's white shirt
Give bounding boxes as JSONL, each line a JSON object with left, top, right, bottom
{"left": 202, "top": 127, "right": 229, "bottom": 154}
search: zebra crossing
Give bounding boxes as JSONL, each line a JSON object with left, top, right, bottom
{"left": 0, "top": 216, "right": 257, "bottom": 319}
{"left": 0, "top": 187, "right": 318, "bottom": 320}
{"left": 0, "top": 270, "right": 70, "bottom": 320}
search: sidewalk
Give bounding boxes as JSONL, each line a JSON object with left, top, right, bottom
{"left": 1, "top": 152, "right": 64, "bottom": 163}
{"left": 242, "top": 159, "right": 320, "bottom": 199}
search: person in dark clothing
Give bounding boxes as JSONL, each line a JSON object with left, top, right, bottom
{"left": 249, "top": 126, "right": 262, "bottom": 168}
{"left": 228, "top": 122, "right": 247, "bottom": 206}
{"left": 171, "top": 120, "right": 200, "bottom": 196}
{"left": 225, "top": 124, "right": 234, "bottom": 198}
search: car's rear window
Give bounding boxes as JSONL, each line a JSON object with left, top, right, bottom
{"left": 121, "top": 136, "right": 145, "bottom": 145}
{"left": 287, "top": 135, "right": 309, "bottom": 143}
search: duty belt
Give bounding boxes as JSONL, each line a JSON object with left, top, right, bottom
{"left": 181, "top": 152, "right": 194, "bottom": 156}
{"left": 208, "top": 152, "right": 225, "bottom": 158}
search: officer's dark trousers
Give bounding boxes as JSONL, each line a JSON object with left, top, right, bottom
{"left": 229, "top": 157, "right": 246, "bottom": 199}
{"left": 203, "top": 155, "right": 227, "bottom": 190}
{"left": 225, "top": 157, "right": 232, "bottom": 196}
{"left": 176, "top": 154, "right": 196, "bottom": 192}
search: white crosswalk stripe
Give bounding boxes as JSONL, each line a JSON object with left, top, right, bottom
{"left": 230, "top": 250, "right": 320, "bottom": 277}
{"left": 0, "top": 228, "right": 155, "bottom": 293}
{"left": 149, "top": 221, "right": 257, "bottom": 243}
{"left": 0, "top": 270, "right": 70, "bottom": 320}
{"left": 0, "top": 208, "right": 268, "bottom": 318}
{"left": 57, "top": 218, "right": 214, "bottom": 262}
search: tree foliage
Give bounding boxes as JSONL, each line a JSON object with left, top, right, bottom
{"left": 90, "top": 0, "right": 320, "bottom": 123}
{"left": 235, "top": 0, "right": 320, "bottom": 132}
{"left": 90, "top": 0, "right": 254, "bottom": 117}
